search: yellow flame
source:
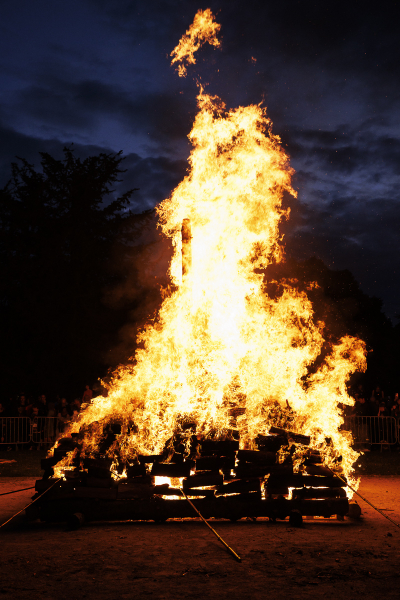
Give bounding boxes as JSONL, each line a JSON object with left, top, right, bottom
{"left": 170, "top": 8, "right": 221, "bottom": 77}
{"left": 57, "top": 11, "right": 367, "bottom": 493}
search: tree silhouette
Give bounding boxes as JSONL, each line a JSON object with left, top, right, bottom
{"left": 0, "top": 148, "right": 150, "bottom": 397}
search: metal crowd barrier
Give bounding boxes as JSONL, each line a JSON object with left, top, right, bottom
{"left": 1, "top": 415, "right": 399, "bottom": 448}
{"left": 0, "top": 416, "right": 60, "bottom": 446}
{"left": 343, "top": 416, "right": 398, "bottom": 447}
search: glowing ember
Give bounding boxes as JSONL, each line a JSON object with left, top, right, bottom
{"left": 53, "top": 9, "right": 366, "bottom": 493}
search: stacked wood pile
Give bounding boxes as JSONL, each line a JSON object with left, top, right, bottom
{"left": 29, "top": 428, "right": 350, "bottom": 525}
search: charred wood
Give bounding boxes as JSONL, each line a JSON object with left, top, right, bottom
{"left": 235, "top": 463, "right": 293, "bottom": 479}
{"left": 199, "top": 440, "right": 239, "bottom": 456}
{"left": 83, "top": 457, "right": 113, "bottom": 470}
{"left": 216, "top": 478, "right": 261, "bottom": 496}
{"left": 298, "top": 498, "right": 349, "bottom": 517}
{"left": 269, "top": 426, "right": 310, "bottom": 445}
{"left": 138, "top": 454, "right": 163, "bottom": 464}
{"left": 183, "top": 472, "right": 223, "bottom": 489}
{"left": 293, "top": 487, "right": 347, "bottom": 500}
{"left": 195, "top": 456, "right": 235, "bottom": 471}
{"left": 267, "top": 473, "right": 345, "bottom": 491}
{"left": 304, "top": 465, "right": 333, "bottom": 477}
{"left": 117, "top": 482, "right": 154, "bottom": 499}
{"left": 255, "top": 434, "right": 287, "bottom": 452}
{"left": 151, "top": 461, "right": 193, "bottom": 477}
{"left": 87, "top": 466, "right": 113, "bottom": 480}
{"left": 126, "top": 463, "right": 147, "bottom": 478}
{"left": 236, "top": 450, "right": 276, "bottom": 464}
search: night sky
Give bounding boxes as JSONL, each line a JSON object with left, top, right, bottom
{"left": 1, "top": 0, "right": 399, "bottom": 320}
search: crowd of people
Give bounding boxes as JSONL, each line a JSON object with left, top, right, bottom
{"left": 0, "top": 386, "right": 94, "bottom": 448}
{"left": 1, "top": 383, "right": 399, "bottom": 450}
{"left": 347, "top": 384, "right": 400, "bottom": 418}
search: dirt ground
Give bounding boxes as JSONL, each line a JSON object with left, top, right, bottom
{"left": 0, "top": 475, "right": 399, "bottom": 600}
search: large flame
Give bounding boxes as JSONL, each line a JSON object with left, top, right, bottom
{"left": 170, "top": 8, "right": 221, "bottom": 77}
{"left": 56, "top": 10, "right": 366, "bottom": 490}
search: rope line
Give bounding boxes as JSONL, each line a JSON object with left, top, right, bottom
{"left": 180, "top": 488, "right": 242, "bottom": 562}
{"left": 0, "top": 478, "right": 62, "bottom": 530}
{"left": 328, "top": 467, "right": 400, "bottom": 530}
{"left": 0, "top": 486, "right": 35, "bottom": 496}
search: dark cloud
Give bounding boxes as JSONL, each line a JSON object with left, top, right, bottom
{"left": 15, "top": 74, "right": 194, "bottom": 146}
{"left": 1, "top": 0, "right": 399, "bottom": 320}
{"left": 0, "top": 123, "right": 186, "bottom": 211}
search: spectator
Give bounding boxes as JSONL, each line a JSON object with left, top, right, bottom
{"left": 29, "top": 405, "right": 41, "bottom": 450}
{"left": 44, "top": 401, "right": 56, "bottom": 444}
{"left": 82, "top": 385, "right": 93, "bottom": 403}
{"left": 71, "top": 398, "right": 81, "bottom": 412}
{"left": 57, "top": 406, "right": 70, "bottom": 434}
{"left": 369, "top": 392, "right": 380, "bottom": 416}
{"left": 391, "top": 393, "right": 400, "bottom": 417}
{"left": 25, "top": 396, "right": 34, "bottom": 417}
{"left": 17, "top": 394, "right": 28, "bottom": 415}
{"left": 378, "top": 401, "right": 389, "bottom": 417}
{"left": 37, "top": 394, "right": 47, "bottom": 416}
{"left": 59, "top": 398, "right": 71, "bottom": 415}
{"left": 354, "top": 393, "right": 367, "bottom": 416}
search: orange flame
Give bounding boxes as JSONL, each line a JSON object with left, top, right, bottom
{"left": 59, "top": 10, "right": 366, "bottom": 493}
{"left": 170, "top": 8, "right": 221, "bottom": 77}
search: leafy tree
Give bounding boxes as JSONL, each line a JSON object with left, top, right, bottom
{"left": 0, "top": 148, "right": 151, "bottom": 398}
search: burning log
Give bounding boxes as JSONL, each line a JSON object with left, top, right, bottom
{"left": 235, "top": 463, "right": 293, "bottom": 479}
{"left": 195, "top": 456, "right": 235, "bottom": 471}
{"left": 255, "top": 434, "right": 287, "bottom": 452}
{"left": 304, "top": 451, "right": 323, "bottom": 464}
{"left": 304, "top": 465, "right": 333, "bottom": 477}
{"left": 185, "top": 488, "right": 216, "bottom": 498}
{"left": 183, "top": 472, "right": 223, "bottom": 489}
{"left": 293, "top": 487, "right": 347, "bottom": 500}
{"left": 268, "top": 426, "right": 311, "bottom": 446}
{"left": 236, "top": 450, "right": 276, "bottom": 464}
{"left": 216, "top": 478, "right": 261, "bottom": 496}
{"left": 297, "top": 498, "right": 349, "bottom": 517}
{"left": 138, "top": 454, "right": 163, "bottom": 464}
{"left": 266, "top": 473, "right": 346, "bottom": 494}
{"left": 83, "top": 457, "right": 113, "bottom": 470}
{"left": 117, "top": 482, "right": 154, "bottom": 499}
{"left": 86, "top": 467, "right": 113, "bottom": 480}
{"left": 126, "top": 463, "right": 147, "bottom": 478}
{"left": 151, "top": 461, "right": 194, "bottom": 477}
{"left": 199, "top": 440, "right": 239, "bottom": 456}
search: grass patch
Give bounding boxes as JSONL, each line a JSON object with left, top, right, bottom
{"left": 0, "top": 450, "right": 46, "bottom": 477}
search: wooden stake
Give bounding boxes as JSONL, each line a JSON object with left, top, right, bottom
{"left": 180, "top": 488, "right": 242, "bottom": 562}
{"left": 181, "top": 218, "right": 192, "bottom": 280}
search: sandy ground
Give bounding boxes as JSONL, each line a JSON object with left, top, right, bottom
{"left": 0, "top": 475, "right": 399, "bottom": 600}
